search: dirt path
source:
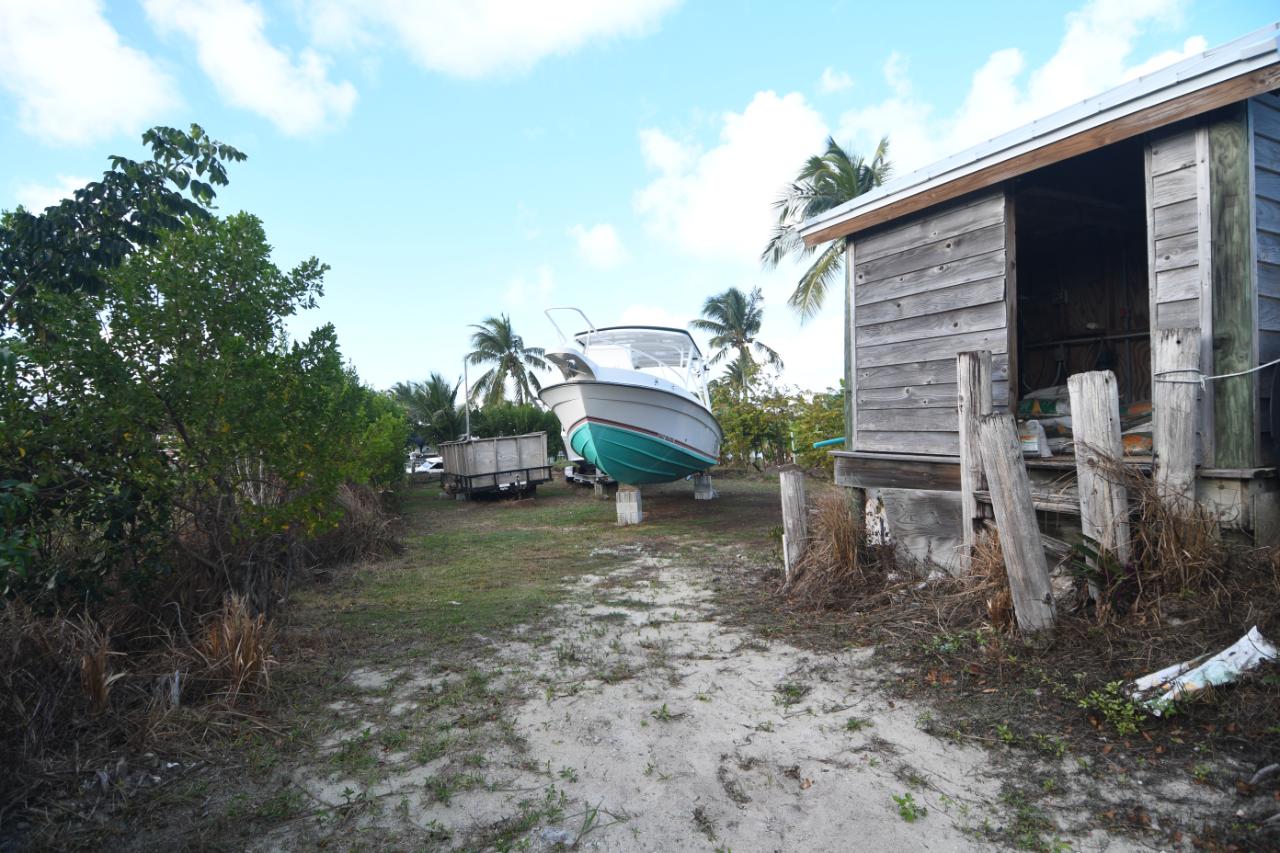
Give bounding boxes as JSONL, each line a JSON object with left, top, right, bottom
{"left": 260, "top": 542, "right": 1196, "bottom": 851}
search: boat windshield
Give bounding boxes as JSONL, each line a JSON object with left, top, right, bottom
{"left": 575, "top": 327, "right": 705, "bottom": 390}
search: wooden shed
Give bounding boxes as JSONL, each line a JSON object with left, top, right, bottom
{"left": 799, "top": 24, "right": 1280, "bottom": 568}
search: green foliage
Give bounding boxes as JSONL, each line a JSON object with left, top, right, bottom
{"left": 1077, "top": 681, "right": 1144, "bottom": 736}
{"left": 469, "top": 403, "right": 563, "bottom": 457}
{"left": 2, "top": 186, "right": 407, "bottom": 606}
{"left": 892, "top": 792, "right": 926, "bottom": 822}
{"left": 791, "top": 386, "right": 844, "bottom": 470}
{"left": 711, "top": 382, "right": 792, "bottom": 468}
{"left": 391, "top": 372, "right": 464, "bottom": 448}
{"left": 762, "top": 136, "right": 891, "bottom": 319}
{"left": 690, "top": 286, "right": 782, "bottom": 369}
{"left": 466, "top": 315, "right": 547, "bottom": 406}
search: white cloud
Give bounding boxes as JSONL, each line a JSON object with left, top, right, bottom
{"left": 568, "top": 223, "right": 629, "bottom": 269}
{"left": 303, "top": 0, "right": 680, "bottom": 78}
{"left": 818, "top": 67, "right": 854, "bottom": 94}
{"left": 504, "top": 265, "right": 555, "bottom": 308}
{"left": 836, "top": 0, "right": 1201, "bottom": 174}
{"left": 634, "top": 91, "right": 829, "bottom": 263}
{"left": 0, "top": 0, "right": 178, "bottom": 145}
{"left": 13, "top": 175, "right": 91, "bottom": 212}
{"left": 145, "top": 0, "right": 356, "bottom": 135}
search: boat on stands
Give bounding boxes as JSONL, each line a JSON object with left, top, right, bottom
{"left": 538, "top": 308, "right": 722, "bottom": 485}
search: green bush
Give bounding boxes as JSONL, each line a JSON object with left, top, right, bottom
{"left": 1, "top": 131, "right": 407, "bottom": 610}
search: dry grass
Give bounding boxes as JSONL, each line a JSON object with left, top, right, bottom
{"left": 970, "top": 529, "right": 1013, "bottom": 632}
{"left": 785, "top": 491, "right": 899, "bottom": 610}
{"left": 189, "top": 595, "right": 276, "bottom": 702}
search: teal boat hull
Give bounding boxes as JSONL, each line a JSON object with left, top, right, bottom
{"left": 569, "top": 419, "right": 717, "bottom": 485}
{"left": 540, "top": 379, "right": 721, "bottom": 486}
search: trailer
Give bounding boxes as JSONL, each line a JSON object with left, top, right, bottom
{"left": 564, "top": 460, "right": 615, "bottom": 487}
{"left": 438, "top": 432, "right": 553, "bottom": 498}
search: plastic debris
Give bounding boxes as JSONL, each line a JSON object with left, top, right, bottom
{"left": 1129, "top": 625, "right": 1277, "bottom": 715}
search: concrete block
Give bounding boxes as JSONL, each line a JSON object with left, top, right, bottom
{"left": 693, "top": 473, "right": 717, "bottom": 500}
{"left": 616, "top": 485, "right": 643, "bottom": 525}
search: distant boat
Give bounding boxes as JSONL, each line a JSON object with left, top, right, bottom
{"left": 539, "top": 308, "right": 722, "bottom": 485}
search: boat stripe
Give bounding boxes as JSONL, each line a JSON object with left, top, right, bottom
{"left": 568, "top": 417, "right": 718, "bottom": 464}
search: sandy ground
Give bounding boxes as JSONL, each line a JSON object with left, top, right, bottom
{"left": 263, "top": 547, "right": 1227, "bottom": 851}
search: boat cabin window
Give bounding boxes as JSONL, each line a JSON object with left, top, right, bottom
{"left": 1013, "top": 137, "right": 1151, "bottom": 458}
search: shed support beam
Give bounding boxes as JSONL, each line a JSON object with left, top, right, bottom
{"left": 976, "top": 413, "right": 1056, "bottom": 633}
{"left": 957, "top": 350, "right": 994, "bottom": 572}
{"left": 1068, "top": 370, "right": 1131, "bottom": 600}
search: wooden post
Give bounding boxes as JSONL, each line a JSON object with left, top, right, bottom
{"left": 957, "top": 350, "right": 994, "bottom": 572}
{"left": 1068, "top": 370, "right": 1130, "bottom": 599}
{"left": 778, "top": 465, "right": 808, "bottom": 585}
{"left": 977, "top": 413, "right": 1056, "bottom": 633}
{"left": 1153, "top": 328, "right": 1200, "bottom": 504}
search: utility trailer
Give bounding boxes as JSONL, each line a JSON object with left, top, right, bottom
{"left": 564, "top": 460, "right": 614, "bottom": 487}
{"left": 438, "top": 432, "right": 553, "bottom": 498}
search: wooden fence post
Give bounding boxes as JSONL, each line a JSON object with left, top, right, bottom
{"left": 1152, "top": 328, "right": 1200, "bottom": 505}
{"left": 976, "top": 413, "right": 1056, "bottom": 632}
{"left": 778, "top": 465, "right": 808, "bottom": 585}
{"left": 957, "top": 350, "right": 994, "bottom": 572}
{"left": 1068, "top": 370, "right": 1130, "bottom": 599}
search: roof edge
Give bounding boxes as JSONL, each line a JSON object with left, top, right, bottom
{"left": 799, "top": 23, "right": 1280, "bottom": 245}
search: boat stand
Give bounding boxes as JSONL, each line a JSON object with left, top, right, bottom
{"left": 616, "top": 485, "right": 643, "bottom": 525}
{"left": 693, "top": 473, "right": 717, "bottom": 500}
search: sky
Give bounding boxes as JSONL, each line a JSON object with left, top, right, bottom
{"left": 1, "top": 0, "right": 1275, "bottom": 396}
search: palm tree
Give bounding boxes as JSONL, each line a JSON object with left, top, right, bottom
{"left": 711, "top": 352, "right": 758, "bottom": 401}
{"left": 466, "top": 314, "right": 548, "bottom": 406}
{"left": 762, "top": 136, "right": 891, "bottom": 320}
{"left": 690, "top": 286, "right": 782, "bottom": 370}
{"left": 390, "top": 372, "right": 463, "bottom": 445}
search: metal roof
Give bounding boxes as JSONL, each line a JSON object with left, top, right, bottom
{"left": 799, "top": 22, "right": 1280, "bottom": 243}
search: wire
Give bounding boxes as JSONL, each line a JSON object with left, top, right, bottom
{"left": 1154, "top": 356, "right": 1280, "bottom": 386}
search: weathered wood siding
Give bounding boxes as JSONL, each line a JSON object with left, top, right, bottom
{"left": 1252, "top": 92, "right": 1280, "bottom": 465}
{"left": 849, "top": 191, "right": 1010, "bottom": 456}
{"left": 1146, "top": 125, "right": 1210, "bottom": 464}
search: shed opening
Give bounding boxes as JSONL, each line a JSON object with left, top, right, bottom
{"left": 1012, "top": 138, "right": 1152, "bottom": 459}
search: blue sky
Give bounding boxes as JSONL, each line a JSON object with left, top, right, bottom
{"left": 1, "top": 0, "right": 1275, "bottom": 394}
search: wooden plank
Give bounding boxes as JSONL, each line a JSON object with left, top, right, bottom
{"left": 778, "top": 465, "right": 808, "bottom": 584}
{"left": 1156, "top": 265, "right": 1199, "bottom": 303}
{"left": 1210, "top": 106, "right": 1257, "bottom": 468}
{"left": 854, "top": 223, "right": 1005, "bottom": 285}
{"left": 856, "top": 249, "right": 1006, "bottom": 306}
{"left": 856, "top": 301, "right": 1008, "bottom": 348}
{"left": 1260, "top": 229, "right": 1280, "bottom": 265}
{"left": 1261, "top": 329, "right": 1280, "bottom": 361}
{"left": 857, "top": 407, "right": 958, "bottom": 432}
{"left": 834, "top": 454, "right": 961, "bottom": 491}
{"left": 1151, "top": 165, "right": 1198, "bottom": 207}
{"left": 1257, "top": 134, "right": 1280, "bottom": 170}
{"left": 1156, "top": 297, "right": 1199, "bottom": 329}
{"left": 1150, "top": 133, "right": 1197, "bottom": 176}
{"left": 1153, "top": 230, "right": 1200, "bottom": 273}
{"left": 1260, "top": 261, "right": 1280, "bottom": 299}
{"left": 976, "top": 413, "right": 1056, "bottom": 632}
{"left": 1152, "top": 327, "right": 1201, "bottom": 503}
{"left": 1068, "top": 371, "right": 1131, "bottom": 601}
{"left": 858, "top": 380, "right": 1009, "bottom": 410}
{"left": 1257, "top": 165, "right": 1280, "bottom": 203}
{"left": 1253, "top": 96, "right": 1280, "bottom": 140}
{"left": 1260, "top": 294, "right": 1280, "bottom": 332}
{"left": 1004, "top": 187, "right": 1018, "bottom": 415}
{"left": 855, "top": 193, "right": 1004, "bottom": 264}
{"left": 856, "top": 430, "right": 959, "bottom": 455}
{"left": 879, "top": 488, "right": 963, "bottom": 570}
{"left": 858, "top": 326, "right": 1009, "bottom": 368}
{"left": 845, "top": 239, "right": 857, "bottom": 452}
{"left": 856, "top": 275, "right": 1005, "bottom": 326}
{"left": 858, "top": 354, "right": 1010, "bottom": 389}
{"left": 803, "top": 61, "right": 1280, "bottom": 246}
{"left": 1256, "top": 196, "right": 1280, "bottom": 234}
{"left": 1152, "top": 197, "right": 1199, "bottom": 240}
{"left": 957, "top": 351, "right": 994, "bottom": 572}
